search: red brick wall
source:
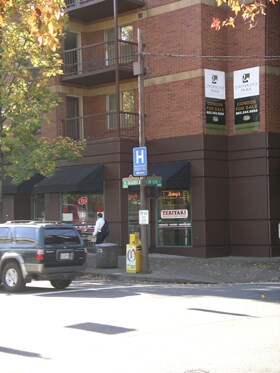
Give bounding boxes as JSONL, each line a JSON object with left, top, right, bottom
{"left": 141, "top": 6, "right": 203, "bottom": 78}
{"left": 266, "top": 2, "right": 280, "bottom": 133}
{"left": 145, "top": 78, "right": 204, "bottom": 139}
{"left": 54, "top": 0, "right": 280, "bottom": 140}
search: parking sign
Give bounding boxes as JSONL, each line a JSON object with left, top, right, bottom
{"left": 133, "top": 147, "right": 147, "bottom": 176}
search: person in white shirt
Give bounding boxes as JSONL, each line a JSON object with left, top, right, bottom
{"left": 93, "top": 212, "right": 105, "bottom": 244}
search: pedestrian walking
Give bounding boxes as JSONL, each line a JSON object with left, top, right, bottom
{"left": 93, "top": 212, "right": 109, "bottom": 244}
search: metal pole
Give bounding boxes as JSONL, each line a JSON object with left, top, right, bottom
{"left": 113, "top": 0, "right": 120, "bottom": 137}
{"left": 137, "top": 28, "right": 149, "bottom": 273}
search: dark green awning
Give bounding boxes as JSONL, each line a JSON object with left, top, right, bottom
{"left": 148, "top": 161, "right": 191, "bottom": 189}
{"left": 3, "top": 174, "right": 45, "bottom": 195}
{"left": 33, "top": 164, "right": 104, "bottom": 193}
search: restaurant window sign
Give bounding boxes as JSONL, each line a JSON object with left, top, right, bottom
{"left": 157, "top": 189, "right": 191, "bottom": 247}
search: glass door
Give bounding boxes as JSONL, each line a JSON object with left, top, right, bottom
{"left": 105, "top": 25, "right": 133, "bottom": 65}
{"left": 156, "top": 190, "right": 192, "bottom": 247}
{"left": 64, "top": 31, "right": 81, "bottom": 74}
{"left": 105, "top": 29, "right": 115, "bottom": 66}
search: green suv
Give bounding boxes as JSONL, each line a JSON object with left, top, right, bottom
{"left": 0, "top": 221, "right": 87, "bottom": 292}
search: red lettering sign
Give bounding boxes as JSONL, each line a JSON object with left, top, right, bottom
{"left": 167, "top": 191, "right": 181, "bottom": 197}
{"left": 78, "top": 197, "right": 88, "bottom": 205}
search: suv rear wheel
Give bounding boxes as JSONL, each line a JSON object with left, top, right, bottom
{"left": 2, "top": 262, "right": 26, "bottom": 292}
{"left": 50, "top": 279, "right": 72, "bottom": 290}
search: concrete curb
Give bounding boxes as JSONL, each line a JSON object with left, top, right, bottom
{"left": 79, "top": 253, "right": 280, "bottom": 284}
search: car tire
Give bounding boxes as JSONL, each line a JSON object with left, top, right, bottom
{"left": 50, "top": 279, "right": 72, "bottom": 290}
{"left": 2, "top": 262, "right": 26, "bottom": 292}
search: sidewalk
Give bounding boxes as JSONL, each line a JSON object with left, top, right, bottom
{"left": 80, "top": 253, "right": 280, "bottom": 284}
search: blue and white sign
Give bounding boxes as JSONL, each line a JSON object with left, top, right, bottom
{"left": 133, "top": 146, "right": 147, "bottom": 176}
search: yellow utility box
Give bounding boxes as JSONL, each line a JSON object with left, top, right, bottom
{"left": 129, "top": 233, "right": 140, "bottom": 246}
{"left": 126, "top": 233, "right": 141, "bottom": 273}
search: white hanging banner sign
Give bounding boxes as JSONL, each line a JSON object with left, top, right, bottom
{"left": 234, "top": 66, "right": 260, "bottom": 132}
{"left": 205, "top": 69, "right": 226, "bottom": 132}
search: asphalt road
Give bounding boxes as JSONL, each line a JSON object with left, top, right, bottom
{"left": 1, "top": 280, "right": 280, "bottom": 373}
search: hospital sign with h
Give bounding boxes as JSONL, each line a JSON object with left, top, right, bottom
{"left": 133, "top": 146, "right": 147, "bottom": 176}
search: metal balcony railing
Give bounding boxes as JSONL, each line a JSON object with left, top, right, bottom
{"left": 65, "top": 0, "right": 97, "bottom": 8}
{"left": 63, "top": 112, "right": 139, "bottom": 140}
{"left": 65, "top": 0, "right": 79, "bottom": 7}
{"left": 65, "top": 0, "right": 145, "bottom": 22}
{"left": 62, "top": 40, "right": 138, "bottom": 77}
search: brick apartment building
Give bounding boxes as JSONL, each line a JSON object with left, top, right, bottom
{"left": 4, "top": 0, "right": 280, "bottom": 257}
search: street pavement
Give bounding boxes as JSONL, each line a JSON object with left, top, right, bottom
{"left": 81, "top": 251, "right": 280, "bottom": 284}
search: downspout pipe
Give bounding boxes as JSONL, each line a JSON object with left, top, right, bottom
{"left": 113, "top": 0, "right": 120, "bottom": 137}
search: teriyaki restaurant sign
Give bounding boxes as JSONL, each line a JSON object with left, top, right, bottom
{"left": 161, "top": 209, "right": 188, "bottom": 219}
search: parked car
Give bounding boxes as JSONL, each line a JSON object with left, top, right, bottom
{"left": 0, "top": 221, "right": 87, "bottom": 292}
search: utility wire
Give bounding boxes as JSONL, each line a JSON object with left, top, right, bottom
{"left": 144, "top": 51, "right": 280, "bottom": 61}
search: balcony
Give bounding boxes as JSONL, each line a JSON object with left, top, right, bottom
{"left": 65, "top": 0, "right": 145, "bottom": 23}
{"left": 61, "top": 40, "right": 138, "bottom": 86}
{"left": 62, "top": 112, "right": 139, "bottom": 140}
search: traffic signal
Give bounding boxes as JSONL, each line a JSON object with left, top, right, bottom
{"left": 145, "top": 186, "right": 161, "bottom": 198}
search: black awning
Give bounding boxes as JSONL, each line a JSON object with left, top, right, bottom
{"left": 33, "top": 164, "right": 104, "bottom": 193}
{"left": 3, "top": 174, "right": 45, "bottom": 195}
{"left": 148, "top": 161, "right": 191, "bottom": 189}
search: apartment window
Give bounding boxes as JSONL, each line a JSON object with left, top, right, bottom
{"left": 106, "top": 91, "right": 135, "bottom": 130}
{"left": 105, "top": 25, "right": 133, "bottom": 66}
{"left": 66, "top": 96, "right": 83, "bottom": 140}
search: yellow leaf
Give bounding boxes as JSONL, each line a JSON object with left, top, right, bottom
{"left": 48, "top": 22, "right": 54, "bottom": 34}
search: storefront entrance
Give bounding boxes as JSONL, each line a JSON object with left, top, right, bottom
{"left": 127, "top": 161, "right": 191, "bottom": 249}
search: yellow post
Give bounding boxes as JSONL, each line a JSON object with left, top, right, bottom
{"left": 129, "top": 233, "right": 140, "bottom": 246}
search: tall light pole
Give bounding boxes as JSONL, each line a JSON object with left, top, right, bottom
{"left": 137, "top": 28, "right": 149, "bottom": 273}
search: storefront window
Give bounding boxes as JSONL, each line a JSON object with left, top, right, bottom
{"left": 157, "top": 190, "right": 191, "bottom": 247}
{"left": 62, "top": 193, "right": 104, "bottom": 226}
{"left": 34, "top": 194, "right": 45, "bottom": 221}
{"left": 128, "top": 191, "right": 140, "bottom": 236}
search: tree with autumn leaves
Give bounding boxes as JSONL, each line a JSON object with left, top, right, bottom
{"left": 211, "top": 0, "right": 278, "bottom": 30}
{"left": 0, "top": 0, "right": 85, "bottom": 221}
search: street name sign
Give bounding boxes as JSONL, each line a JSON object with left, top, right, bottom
{"left": 146, "top": 175, "right": 162, "bottom": 187}
{"left": 122, "top": 176, "right": 140, "bottom": 189}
